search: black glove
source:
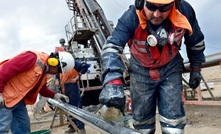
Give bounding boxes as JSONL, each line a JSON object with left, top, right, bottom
{"left": 189, "top": 70, "right": 202, "bottom": 89}
{"left": 99, "top": 84, "right": 126, "bottom": 112}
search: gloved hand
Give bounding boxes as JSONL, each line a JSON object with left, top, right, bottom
{"left": 80, "top": 63, "right": 90, "bottom": 74}
{"left": 189, "top": 69, "right": 202, "bottom": 89}
{"left": 99, "top": 84, "right": 126, "bottom": 113}
{"left": 53, "top": 93, "right": 69, "bottom": 103}
{"left": 0, "top": 93, "right": 4, "bottom": 107}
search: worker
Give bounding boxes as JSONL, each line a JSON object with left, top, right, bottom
{"left": 0, "top": 50, "right": 74, "bottom": 134}
{"left": 99, "top": 0, "right": 205, "bottom": 133}
{"left": 55, "top": 62, "right": 90, "bottom": 134}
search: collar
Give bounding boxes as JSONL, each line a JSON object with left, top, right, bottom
{"left": 136, "top": 4, "right": 192, "bottom": 35}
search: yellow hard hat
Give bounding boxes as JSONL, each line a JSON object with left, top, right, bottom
{"left": 146, "top": 0, "right": 174, "bottom": 4}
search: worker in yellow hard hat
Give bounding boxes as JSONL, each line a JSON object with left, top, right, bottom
{"left": 99, "top": 0, "right": 205, "bottom": 133}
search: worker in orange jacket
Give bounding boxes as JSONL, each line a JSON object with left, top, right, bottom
{"left": 56, "top": 62, "right": 90, "bottom": 134}
{"left": 0, "top": 50, "right": 74, "bottom": 134}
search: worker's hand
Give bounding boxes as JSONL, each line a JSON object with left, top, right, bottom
{"left": 189, "top": 69, "right": 202, "bottom": 89}
{"left": 99, "top": 84, "right": 126, "bottom": 112}
{"left": 80, "top": 63, "right": 90, "bottom": 74}
{"left": 0, "top": 93, "right": 4, "bottom": 107}
{"left": 53, "top": 93, "right": 69, "bottom": 103}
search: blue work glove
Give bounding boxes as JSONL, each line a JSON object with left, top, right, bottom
{"left": 189, "top": 69, "right": 202, "bottom": 89}
{"left": 80, "top": 63, "right": 90, "bottom": 74}
{"left": 99, "top": 84, "right": 126, "bottom": 112}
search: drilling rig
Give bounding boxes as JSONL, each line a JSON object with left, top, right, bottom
{"left": 62, "top": 0, "right": 117, "bottom": 106}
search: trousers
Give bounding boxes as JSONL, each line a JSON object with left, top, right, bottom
{"left": 0, "top": 99, "right": 30, "bottom": 134}
{"left": 64, "top": 83, "right": 85, "bottom": 129}
{"left": 129, "top": 54, "right": 186, "bottom": 134}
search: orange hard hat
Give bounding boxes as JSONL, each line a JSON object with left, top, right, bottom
{"left": 146, "top": 0, "right": 174, "bottom": 4}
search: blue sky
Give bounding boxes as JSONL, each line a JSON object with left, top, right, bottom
{"left": 0, "top": 0, "right": 220, "bottom": 61}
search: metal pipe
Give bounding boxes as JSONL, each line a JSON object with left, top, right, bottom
{"left": 184, "top": 52, "right": 221, "bottom": 69}
{"left": 48, "top": 98, "right": 141, "bottom": 134}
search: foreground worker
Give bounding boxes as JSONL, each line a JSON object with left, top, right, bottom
{"left": 56, "top": 62, "right": 90, "bottom": 134}
{"left": 99, "top": 0, "right": 205, "bottom": 133}
{"left": 0, "top": 50, "right": 74, "bottom": 134}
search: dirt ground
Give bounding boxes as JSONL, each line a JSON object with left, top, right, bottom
{"left": 29, "top": 65, "right": 221, "bottom": 134}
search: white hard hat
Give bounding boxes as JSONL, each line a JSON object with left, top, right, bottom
{"left": 58, "top": 51, "right": 75, "bottom": 73}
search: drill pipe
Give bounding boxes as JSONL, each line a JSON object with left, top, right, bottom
{"left": 184, "top": 52, "right": 221, "bottom": 70}
{"left": 48, "top": 98, "right": 141, "bottom": 134}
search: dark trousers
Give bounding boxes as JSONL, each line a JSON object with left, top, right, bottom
{"left": 129, "top": 54, "right": 186, "bottom": 133}
{"left": 64, "top": 83, "right": 84, "bottom": 129}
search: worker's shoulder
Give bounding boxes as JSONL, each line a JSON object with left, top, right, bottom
{"left": 123, "top": 5, "right": 138, "bottom": 19}
{"left": 118, "top": 5, "right": 139, "bottom": 29}
{"left": 178, "top": 0, "right": 195, "bottom": 17}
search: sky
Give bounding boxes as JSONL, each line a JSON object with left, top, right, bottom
{"left": 0, "top": 0, "right": 221, "bottom": 61}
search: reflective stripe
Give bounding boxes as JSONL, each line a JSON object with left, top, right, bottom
{"left": 161, "top": 127, "right": 184, "bottom": 134}
{"left": 133, "top": 116, "right": 155, "bottom": 126}
{"left": 191, "top": 40, "right": 205, "bottom": 50}
{"left": 133, "top": 39, "right": 147, "bottom": 53}
{"left": 138, "top": 128, "right": 155, "bottom": 134}
{"left": 36, "top": 59, "right": 44, "bottom": 70}
{"left": 101, "top": 43, "right": 123, "bottom": 56}
{"left": 102, "top": 47, "right": 122, "bottom": 56}
{"left": 133, "top": 39, "right": 146, "bottom": 46}
{"left": 159, "top": 115, "right": 186, "bottom": 126}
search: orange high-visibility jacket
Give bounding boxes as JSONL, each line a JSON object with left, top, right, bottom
{"left": 2, "top": 51, "right": 49, "bottom": 108}
{"left": 60, "top": 68, "right": 79, "bottom": 94}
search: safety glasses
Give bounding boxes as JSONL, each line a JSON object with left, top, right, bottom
{"left": 145, "top": 1, "right": 174, "bottom": 12}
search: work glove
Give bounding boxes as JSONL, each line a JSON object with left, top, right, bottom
{"left": 0, "top": 93, "right": 4, "bottom": 107}
{"left": 80, "top": 63, "right": 90, "bottom": 74}
{"left": 99, "top": 84, "right": 126, "bottom": 113}
{"left": 189, "top": 69, "right": 202, "bottom": 89}
{"left": 53, "top": 93, "right": 69, "bottom": 103}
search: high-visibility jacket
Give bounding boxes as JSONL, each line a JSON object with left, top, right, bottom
{"left": 2, "top": 51, "right": 49, "bottom": 107}
{"left": 128, "top": 24, "right": 185, "bottom": 80}
{"left": 60, "top": 68, "right": 79, "bottom": 94}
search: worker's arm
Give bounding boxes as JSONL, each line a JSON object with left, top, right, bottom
{"left": 99, "top": 6, "right": 138, "bottom": 112}
{"left": 39, "top": 85, "right": 56, "bottom": 98}
{"left": 179, "top": 1, "right": 205, "bottom": 89}
{"left": 179, "top": 0, "right": 205, "bottom": 68}
{"left": 0, "top": 52, "right": 37, "bottom": 93}
{"left": 100, "top": 5, "right": 138, "bottom": 85}
{"left": 40, "top": 85, "right": 69, "bottom": 103}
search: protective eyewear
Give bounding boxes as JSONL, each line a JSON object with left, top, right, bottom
{"left": 145, "top": 1, "right": 174, "bottom": 12}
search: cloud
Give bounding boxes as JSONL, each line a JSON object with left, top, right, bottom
{"left": 0, "top": 0, "right": 72, "bottom": 60}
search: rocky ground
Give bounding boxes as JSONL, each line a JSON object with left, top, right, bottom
{"left": 29, "top": 65, "right": 221, "bottom": 134}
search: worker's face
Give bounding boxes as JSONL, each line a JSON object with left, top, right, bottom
{"left": 48, "top": 66, "right": 59, "bottom": 74}
{"left": 143, "top": 1, "right": 174, "bottom": 25}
